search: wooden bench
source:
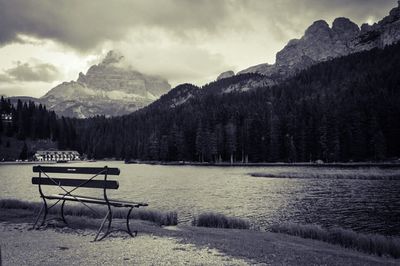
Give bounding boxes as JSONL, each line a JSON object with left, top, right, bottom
{"left": 32, "top": 165, "right": 148, "bottom": 241}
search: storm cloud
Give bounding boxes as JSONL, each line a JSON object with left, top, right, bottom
{"left": 0, "top": 0, "right": 398, "bottom": 97}
{"left": 2, "top": 60, "right": 60, "bottom": 82}
{"left": 0, "top": 0, "right": 230, "bottom": 51}
{"left": 0, "top": 0, "right": 396, "bottom": 51}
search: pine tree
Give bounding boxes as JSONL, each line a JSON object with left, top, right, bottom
{"left": 372, "top": 130, "right": 386, "bottom": 161}
{"left": 195, "top": 121, "right": 204, "bottom": 162}
{"left": 318, "top": 115, "right": 328, "bottom": 162}
{"left": 148, "top": 133, "right": 160, "bottom": 160}
{"left": 285, "top": 134, "right": 297, "bottom": 163}
{"left": 19, "top": 142, "right": 28, "bottom": 160}
{"left": 225, "top": 121, "right": 237, "bottom": 164}
{"left": 160, "top": 135, "right": 169, "bottom": 161}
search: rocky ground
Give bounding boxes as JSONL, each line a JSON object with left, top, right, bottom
{"left": 0, "top": 208, "right": 398, "bottom": 265}
{"left": 0, "top": 223, "right": 250, "bottom": 266}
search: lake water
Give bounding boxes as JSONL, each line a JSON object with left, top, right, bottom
{"left": 1, "top": 161, "right": 399, "bottom": 236}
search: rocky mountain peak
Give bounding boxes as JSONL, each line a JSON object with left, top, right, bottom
{"left": 217, "top": 71, "right": 235, "bottom": 80}
{"left": 389, "top": 1, "right": 400, "bottom": 17}
{"left": 304, "top": 20, "right": 330, "bottom": 39}
{"left": 332, "top": 17, "right": 360, "bottom": 39}
{"left": 41, "top": 50, "right": 171, "bottom": 118}
{"left": 360, "top": 23, "right": 373, "bottom": 33}
{"left": 239, "top": 1, "right": 400, "bottom": 82}
{"left": 101, "top": 50, "right": 124, "bottom": 65}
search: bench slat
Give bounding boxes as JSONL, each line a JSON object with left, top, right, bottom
{"left": 45, "top": 194, "right": 147, "bottom": 207}
{"left": 33, "top": 166, "right": 120, "bottom": 175}
{"left": 56, "top": 194, "right": 148, "bottom": 207}
{"left": 32, "top": 177, "right": 119, "bottom": 189}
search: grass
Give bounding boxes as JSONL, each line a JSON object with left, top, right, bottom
{"left": 0, "top": 198, "right": 177, "bottom": 226}
{"left": 250, "top": 167, "right": 400, "bottom": 180}
{"left": 192, "top": 212, "right": 250, "bottom": 229}
{"left": 270, "top": 223, "right": 400, "bottom": 258}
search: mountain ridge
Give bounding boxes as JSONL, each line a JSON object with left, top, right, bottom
{"left": 232, "top": 1, "right": 400, "bottom": 83}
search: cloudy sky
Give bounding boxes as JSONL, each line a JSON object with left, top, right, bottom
{"left": 0, "top": 0, "right": 397, "bottom": 97}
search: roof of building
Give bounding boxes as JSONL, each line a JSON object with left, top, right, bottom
{"left": 35, "top": 150, "right": 80, "bottom": 155}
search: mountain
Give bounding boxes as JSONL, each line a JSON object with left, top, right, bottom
{"left": 145, "top": 83, "right": 200, "bottom": 110}
{"left": 41, "top": 51, "right": 171, "bottom": 118}
{"left": 143, "top": 1, "right": 400, "bottom": 111}
{"left": 234, "top": 1, "right": 400, "bottom": 81}
{"left": 70, "top": 42, "right": 400, "bottom": 161}
{"left": 216, "top": 71, "right": 235, "bottom": 80}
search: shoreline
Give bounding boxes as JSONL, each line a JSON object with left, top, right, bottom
{"left": 128, "top": 161, "right": 400, "bottom": 168}
{"left": 2, "top": 159, "right": 400, "bottom": 168}
{"left": 0, "top": 206, "right": 398, "bottom": 265}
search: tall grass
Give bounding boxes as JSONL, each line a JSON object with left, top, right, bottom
{"left": 270, "top": 223, "right": 400, "bottom": 258}
{"left": 0, "top": 199, "right": 177, "bottom": 226}
{"left": 0, "top": 198, "right": 42, "bottom": 211}
{"left": 192, "top": 212, "right": 250, "bottom": 229}
{"left": 250, "top": 168, "right": 400, "bottom": 180}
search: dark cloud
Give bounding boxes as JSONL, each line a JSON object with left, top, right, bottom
{"left": 1, "top": 0, "right": 396, "bottom": 51}
{"left": 0, "top": 0, "right": 230, "bottom": 51}
{"left": 4, "top": 61, "right": 60, "bottom": 82}
{"left": 0, "top": 0, "right": 398, "bottom": 94}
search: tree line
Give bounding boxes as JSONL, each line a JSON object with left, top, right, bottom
{"left": 0, "top": 98, "right": 76, "bottom": 152}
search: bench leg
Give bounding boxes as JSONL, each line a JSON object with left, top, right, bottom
{"left": 126, "top": 207, "right": 137, "bottom": 237}
{"left": 32, "top": 198, "right": 49, "bottom": 229}
{"left": 40, "top": 199, "right": 48, "bottom": 227}
{"left": 32, "top": 203, "right": 45, "bottom": 229}
{"left": 93, "top": 207, "right": 137, "bottom": 241}
{"left": 94, "top": 210, "right": 111, "bottom": 241}
{"left": 60, "top": 200, "right": 68, "bottom": 225}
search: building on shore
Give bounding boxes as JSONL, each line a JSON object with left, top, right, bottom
{"left": 33, "top": 150, "right": 80, "bottom": 161}
{"left": 1, "top": 113, "right": 13, "bottom": 123}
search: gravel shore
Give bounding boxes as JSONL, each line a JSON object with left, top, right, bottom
{"left": 0, "top": 208, "right": 398, "bottom": 265}
{"left": 0, "top": 222, "right": 249, "bottom": 266}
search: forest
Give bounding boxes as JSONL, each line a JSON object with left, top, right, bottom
{"left": 0, "top": 98, "right": 76, "bottom": 159}
{"left": 3, "top": 42, "right": 400, "bottom": 163}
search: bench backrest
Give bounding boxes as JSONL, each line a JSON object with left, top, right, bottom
{"left": 32, "top": 166, "right": 120, "bottom": 190}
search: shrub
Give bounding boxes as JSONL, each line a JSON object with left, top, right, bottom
{"left": 192, "top": 212, "right": 250, "bottom": 229}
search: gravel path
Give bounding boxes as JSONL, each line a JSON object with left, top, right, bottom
{"left": 0, "top": 223, "right": 250, "bottom": 266}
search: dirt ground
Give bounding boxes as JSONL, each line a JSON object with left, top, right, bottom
{"left": 0, "top": 209, "right": 398, "bottom": 265}
{"left": 0, "top": 223, "right": 251, "bottom": 266}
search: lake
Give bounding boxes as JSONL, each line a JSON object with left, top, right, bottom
{"left": 1, "top": 161, "right": 399, "bottom": 236}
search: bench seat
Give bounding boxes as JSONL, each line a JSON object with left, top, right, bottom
{"left": 45, "top": 194, "right": 148, "bottom": 208}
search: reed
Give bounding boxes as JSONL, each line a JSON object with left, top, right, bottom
{"left": 0, "top": 198, "right": 177, "bottom": 226}
{"left": 270, "top": 223, "right": 400, "bottom": 258}
{"left": 250, "top": 168, "right": 400, "bottom": 180}
{"left": 192, "top": 212, "right": 250, "bottom": 229}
